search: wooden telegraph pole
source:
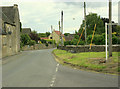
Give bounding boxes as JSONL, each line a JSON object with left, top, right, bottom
{"left": 51, "top": 25, "right": 54, "bottom": 48}
{"left": 108, "top": 0, "right": 112, "bottom": 57}
{"left": 58, "top": 21, "right": 61, "bottom": 45}
{"left": 84, "top": 2, "right": 87, "bottom": 45}
{"left": 59, "top": 21, "right": 61, "bottom": 32}
{"left": 61, "top": 11, "right": 64, "bottom": 46}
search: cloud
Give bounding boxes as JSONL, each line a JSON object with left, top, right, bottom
{"left": 1, "top": 0, "right": 119, "bottom": 34}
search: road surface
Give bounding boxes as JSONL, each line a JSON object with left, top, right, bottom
{"left": 2, "top": 49, "right": 119, "bottom": 87}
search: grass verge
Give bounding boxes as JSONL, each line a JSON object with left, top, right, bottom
{"left": 53, "top": 49, "right": 120, "bottom": 75}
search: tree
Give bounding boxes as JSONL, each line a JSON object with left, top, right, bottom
{"left": 101, "top": 17, "right": 117, "bottom": 33}
{"left": 28, "top": 40, "right": 36, "bottom": 46}
{"left": 64, "top": 33, "right": 70, "bottom": 36}
{"left": 20, "top": 34, "right": 31, "bottom": 46}
{"left": 78, "top": 13, "right": 105, "bottom": 37}
{"left": 29, "top": 31, "right": 40, "bottom": 43}
{"left": 46, "top": 32, "right": 50, "bottom": 37}
{"left": 38, "top": 33, "right": 47, "bottom": 37}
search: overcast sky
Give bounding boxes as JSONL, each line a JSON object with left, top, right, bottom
{"left": 0, "top": 0, "right": 119, "bottom": 33}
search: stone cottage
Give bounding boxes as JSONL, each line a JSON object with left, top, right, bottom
{"left": 49, "top": 30, "right": 65, "bottom": 44}
{"left": 0, "top": 4, "right": 20, "bottom": 58}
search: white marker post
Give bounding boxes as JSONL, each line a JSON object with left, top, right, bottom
{"left": 105, "top": 23, "right": 118, "bottom": 62}
{"left": 105, "top": 23, "right": 108, "bottom": 61}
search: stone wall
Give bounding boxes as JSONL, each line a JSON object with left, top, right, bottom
{"left": 21, "top": 44, "right": 55, "bottom": 51}
{"left": 2, "top": 24, "right": 18, "bottom": 58}
{"left": 57, "top": 45, "right": 120, "bottom": 53}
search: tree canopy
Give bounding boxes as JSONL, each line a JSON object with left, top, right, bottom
{"left": 78, "top": 13, "right": 105, "bottom": 36}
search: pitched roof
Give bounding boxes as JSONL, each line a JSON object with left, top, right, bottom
{"left": 41, "top": 37, "right": 48, "bottom": 40}
{"left": 0, "top": 4, "right": 18, "bottom": 25}
{"left": 54, "top": 30, "right": 64, "bottom": 36}
{"left": 21, "top": 28, "right": 31, "bottom": 35}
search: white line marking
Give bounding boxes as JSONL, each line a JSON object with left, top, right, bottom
{"left": 56, "top": 68, "right": 58, "bottom": 72}
{"left": 57, "top": 64, "right": 59, "bottom": 67}
{"left": 49, "top": 63, "right": 59, "bottom": 87}
{"left": 50, "top": 84, "right": 53, "bottom": 87}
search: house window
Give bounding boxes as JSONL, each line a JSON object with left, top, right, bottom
{"left": 50, "top": 37, "right": 52, "bottom": 39}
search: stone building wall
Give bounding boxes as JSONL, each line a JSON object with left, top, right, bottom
{"left": 2, "top": 24, "right": 18, "bottom": 58}
{"left": 1, "top": 4, "right": 20, "bottom": 58}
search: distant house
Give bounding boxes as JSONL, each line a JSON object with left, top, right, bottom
{"left": 21, "top": 28, "right": 31, "bottom": 35}
{"left": 0, "top": 4, "right": 20, "bottom": 58}
{"left": 48, "top": 30, "right": 65, "bottom": 44}
{"left": 64, "top": 34, "right": 75, "bottom": 41}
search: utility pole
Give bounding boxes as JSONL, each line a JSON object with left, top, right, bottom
{"left": 58, "top": 21, "right": 61, "bottom": 45}
{"left": 59, "top": 21, "right": 61, "bottom": 32}
{"left": 61, "top": 11, "right": 64, "bottom": 46}
{"left": 118, "top": 1, "right": 120, "bottom": 25}
{"left": 84, "top": 2, "right": 87, "bottom": 45}
{"left": 51, "top": 25, "right": 54, "bottom": 48}
{"left": 108, "top": 0, "right": 112, "bottom": 57}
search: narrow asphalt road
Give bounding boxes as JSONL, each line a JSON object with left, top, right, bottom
{"left": 2, "top": 48, "right": 118, "bottom": 87}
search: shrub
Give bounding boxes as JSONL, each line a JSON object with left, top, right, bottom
{"left": 64, "top": 41, "right": 72, "bottom": 46}
{"left": 20, "top": 34, "right": 31, "bottom": 46}
{"left": 28, "top": 40, "right": 36, "bottom": 46}
{"left": 87, "top": 34, "right": 105, "bottom": 45}
{"left": 45, "top": 39, "right": 56, "bottom": 44}
{"left": 45, "top": 43, "right": 49, "bottom": 47}
{"left": 41, "top": 39, "right": 46, "bottom": 44}
{"left": 64, "top": 39, "right": 85, "bottom": 46}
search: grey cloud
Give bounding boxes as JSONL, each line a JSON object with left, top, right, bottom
{"left": 64, "top": 2, "right": 118, "bottom": 8}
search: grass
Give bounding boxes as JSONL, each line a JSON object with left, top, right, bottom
{"left": 53, "top": 49, "right": 120, "bottom": 74}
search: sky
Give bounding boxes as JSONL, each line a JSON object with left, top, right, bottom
{"left": 0, "top": 0, "right": 119, "bottom": 33}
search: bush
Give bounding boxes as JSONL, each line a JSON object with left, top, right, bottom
{"left": 45, "top": 43, "right": 49, "bottom": 47}
{"left": 64, "top": 39, "right": 85, "bottom": 46}
{"left": 28, "top": 40, "right": 36, "bottom": 46}
{"left": 20, "top": 34, "right": 31, "bottom": 46}
{"left": 64, "top": 41, "right": 72, "bottom": 46}
{"left": 45, "top": 39, "right": 56, "bottom": 44}
{"left": 41, "top": 39, "right": 46, "bottom": 44}
{"left": 87, "top": 34, "right": 105, "bottom": 45}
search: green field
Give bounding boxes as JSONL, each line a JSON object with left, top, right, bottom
{"left": 53, "top": 49, "right": 120, "bottom": 74}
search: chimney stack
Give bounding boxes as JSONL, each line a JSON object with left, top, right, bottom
{"left": 14, "top": 4, "right": 18, "bottom": 8}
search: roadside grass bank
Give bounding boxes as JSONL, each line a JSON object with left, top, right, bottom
{"left": 53, "top": 49, "right": 120, "bottom": 75}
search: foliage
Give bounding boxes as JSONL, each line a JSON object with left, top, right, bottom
{"left": 87, "top": 34, "right": 105, "bottom": 45}
{"left": 28, "top": 40, "right": 36, "bottom": 46}
{"left": 45, "top": 43, "right": 49, "bottom": 47}
{"left": 44, "top": 39, "right": 56, "bottom": 44}
{"left": 64, "top": 41, "right": 72, "bottom": 46}
{"left": 64, "top": 33, "right": 70, "bottom": 36}
{"left": 29, "top": 31, "right": 40, "bottom": 43}
{"left": 116, "top": 25, "right": 120, "bottom": 35}
{"left": 46, "top": 32, "right": 50, "bottom": 37}
{"left": 101, "top": 18, "right": 118, "bottom": 33}
{"left": 38, "top": 33, "right": 47, "bottom": 37}
{"left": 20, "top": 34, "right": 31, "bottom": 46}
{"left": 112, "top": 36, "right": 120, "bottom": 44}
{"left": 64, "top": 39, "right": 85, "bottom": 46}
{"left": 86, "top": 33, "right": 120, "bottom": 45}
{"left": 78, "top": 13, "right": 104, "bottom": 40}
{"left": 71, "top": 39, "right": 85, "bottom": 45}
{"left": 40, "top": 39, "right": 46, "bottom": 44}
